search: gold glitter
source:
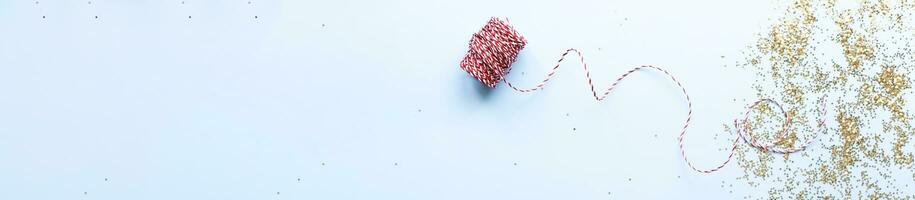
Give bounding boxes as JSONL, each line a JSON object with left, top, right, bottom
{"left": 893, "top": 128, "right": 914, "bottom": 164}
{"left": 834, "top": 111, "right": 861, "bottom": 172}
{"left": 835, "top": 14, "right": 875, "bottom": 71}
{"left": 732, "top": 0, "right": 915, "bottom": 198}
{"left": 760, "top": 18, "right": 811, "bottom": 68}
{"left": 877, "top": 65, "right": 909, "bottom": 98}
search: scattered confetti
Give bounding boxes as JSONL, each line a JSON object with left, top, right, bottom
{"left": 733, "top": 0, "right": 915, "bottom": 198}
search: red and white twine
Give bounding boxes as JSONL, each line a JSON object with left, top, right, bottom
{"left": 460, "top": 17, "right": 829, "bottom": 173}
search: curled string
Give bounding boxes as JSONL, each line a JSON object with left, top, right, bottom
{"left": 460, "top": 17, "right": 829, "bottom": 173}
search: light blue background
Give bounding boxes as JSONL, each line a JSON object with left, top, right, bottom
{"left": 1, "top": 0, "right": 789, "bottom": 199}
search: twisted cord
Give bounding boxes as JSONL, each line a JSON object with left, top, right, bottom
{"left": 459, "top": 17, "right": 829, "bottom": 173}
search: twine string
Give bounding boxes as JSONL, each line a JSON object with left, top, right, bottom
{"left": 460, "top": 17, "right": 829, "bottom": 173}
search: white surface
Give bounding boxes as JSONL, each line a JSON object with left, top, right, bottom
{"left": 0, "top": 0, "right": 784, "bottom": 199}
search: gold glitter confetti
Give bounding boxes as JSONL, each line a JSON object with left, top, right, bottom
{"left": 732, "top": 0, "right": 915, "bottom": 198}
